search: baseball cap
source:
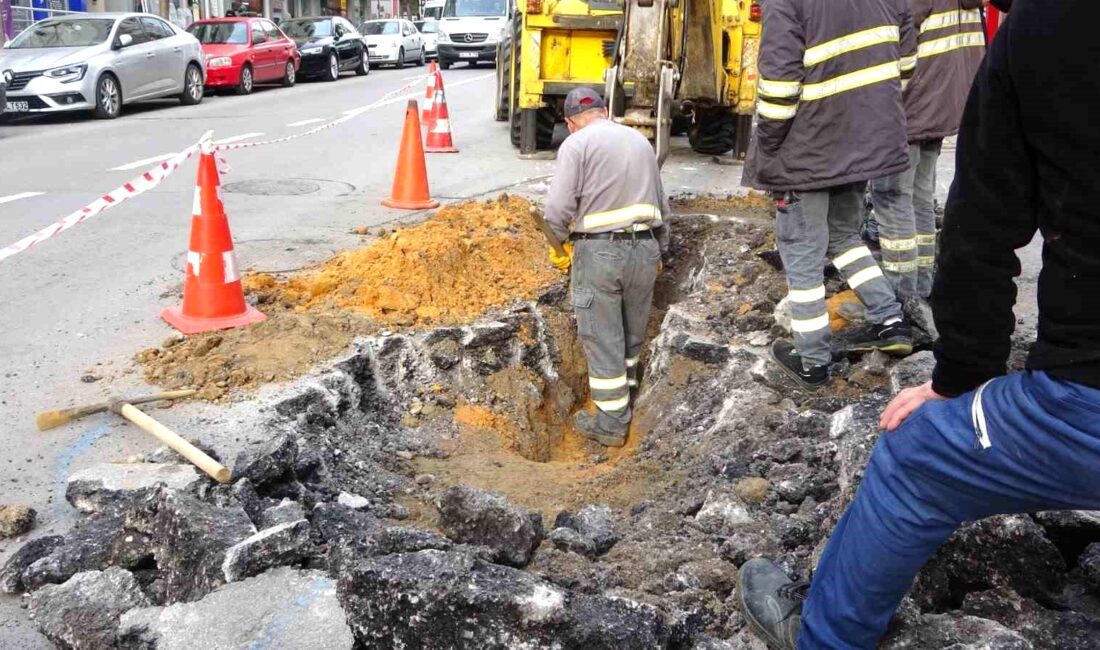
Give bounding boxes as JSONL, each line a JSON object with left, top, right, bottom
{"left": 564, "top": 87, "right": 607, "bottom": 118}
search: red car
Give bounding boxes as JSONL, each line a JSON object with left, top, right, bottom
{"left": 187, "top": 18, "right": 300, "bottom": 95}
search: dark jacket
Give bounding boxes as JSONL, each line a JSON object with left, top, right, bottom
{"left": 742, "top": 0, "right": 916, "bottom": 192}
{"left": 903, "top": 0, "right": 985, "bottom": 141}
{"left": 932, "top": 0, "right": 1100, "bottom": 396}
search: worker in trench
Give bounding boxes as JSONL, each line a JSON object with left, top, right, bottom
{"left": 742, "top": 0, "right": 918, "bottom": 390}
{"left": 740, "top": 2, "right": 1100, "bottom": 649}
{"left": 543, "top": 87, "right": 670, "bottom": 448}
{"left": 868, "top": 0, "right": 986, "bottom": 301}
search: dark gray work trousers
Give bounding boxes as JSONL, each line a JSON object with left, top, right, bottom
{"left": 570, "top": 237, "right": 661, "bottom": 431}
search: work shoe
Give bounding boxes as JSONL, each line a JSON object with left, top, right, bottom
{"left": 572, "top": 411, "right": 627, "bottom": 447}
{"left": 769, "top": 339, "right": 828, "bottom": 391}
{"left": 738, "top": 558, "right": 807, "bottom": 650}
{"left": 847, "top": 319, "right": 914, "bottom": 357}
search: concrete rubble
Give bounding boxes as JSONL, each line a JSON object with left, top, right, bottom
{"left": 7, "top": 211, "right": 1100, "bottom": 648}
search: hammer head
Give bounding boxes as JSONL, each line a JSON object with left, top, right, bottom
{"left": 107, "top": 397, "right": 131, "bottom": 415}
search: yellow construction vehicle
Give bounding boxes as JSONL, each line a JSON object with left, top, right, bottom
{"left": 606, "top": 0, "right": 762, "bottom": 165}
{"left": 494, "top": 0, "right": 624, "bottom": 154}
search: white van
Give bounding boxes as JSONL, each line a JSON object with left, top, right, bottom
{"left": 423, "top": 0, "right": 445, "bottom": 21}
{"left": 435, "top": 0, "right": 508, "bottom": 69}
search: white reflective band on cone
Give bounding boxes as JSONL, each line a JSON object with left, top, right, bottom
{"left": 432, "top": 119, "right": 450, "bottom": 132}
{"left": 223, "top": 251, "right": 241, "bottom": 283}
{"left": 192, "top": 187, "right": 202, "bottom": 217}
{"left": 788, "top": 285, "right": 826, "bottom": 303}
{"left": 833, "top": 246, "right": 873, "bottom": 269}
{"left": 791, "top": 313, "right": 830, "bottom": 333}
{"left": 187, "top": 251, "right": 202, "bottom": 277}
{"left": 847, "top": 265, "right": 884, "bottom": 289}
{"left": 589, "top": 374, "right": 628, "bottom": 391}
{"left": 593, "top": 395, "right": 630, "bottom": 412}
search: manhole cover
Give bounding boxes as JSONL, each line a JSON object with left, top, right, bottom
{"left": 223, "top": 179, "right": 321, "bottom": 196}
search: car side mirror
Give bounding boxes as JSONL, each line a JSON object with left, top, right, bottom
{"left": 114, "top": 33, "right": 134, "bottom": 49}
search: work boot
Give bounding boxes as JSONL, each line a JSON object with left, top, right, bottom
{"left": 572, "top": 410, "right": 627, "bottom": 447}
{"left": 738, "top": 558, "right": 807, "bottom": 650}
{"left": 769, "top": 339, "right": 828, "bottom": 391}
{"left": 847, "top": 319, "right": 914, "bottom": 357}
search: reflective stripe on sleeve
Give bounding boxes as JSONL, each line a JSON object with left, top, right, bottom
{"left": 593, "top": 395, "right": 630, "bottom": 412}
{"left": 847, "top": 265, "right": 884, "bottom": 289}
{"left": 801, "top": 61, "right": 900, "bottom": 102}
{"left": 589, "top": 374, "right": 628, "bottom": 391}
{"left": 898, "top": 55, "right": 917, "bottom": 72}
{"left": 582, "top": 203, "right": 662, "bottom": 231}
{"left": 879, "top": 237, "right": 917, "bottom": 252}
{"left": 918, "top": 32, "right": 984, "bottom": 59}
{"left": 832, "top": 246, "right": 873, "bottom": 269}
{"left": 757, "top": 100, "right": 798, "bottom": 120}
{"left": 803, "top": 25, "right": 900, "bottom": 67}
{"left": 788, "top": 285, "right": 826, "bottom": 303}
{"left": 758, "top": 78, "right": 802, "bottom": 99}
{"left": 920, "top": 8, "right": 982, "bottom": 34}
{"left": 791, "top": 313, "right": 830, "bottom": 334}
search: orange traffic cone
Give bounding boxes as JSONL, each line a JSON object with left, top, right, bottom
{"left": 425, "top": 78, "right": 458, "bottom": 153}
{"left": 161, "top": 144, "right": 266, "bottom": 335}
{"left": 421, "top": 67, "right": 436, "bottom": 123}
{"left": 383, "top": 100, "right": 440, "bottom": 210}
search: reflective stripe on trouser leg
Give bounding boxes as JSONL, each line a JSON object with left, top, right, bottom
{"left": 870, "top": 150, "right": 919, "bottom": 298}
{"left": 827, "top": 183, "right": 903, "bottom": 324}
{"left": 623, "top": 239, "right": 660, "bottom": 391}
{"left": 626, "top": 356, "right": 640, "bottom": 388}
{"left": 913, "top": 139, "right": 942, "bottom": 298}
{"left": 774, "top": 189, "right": 833, "bottom": 368}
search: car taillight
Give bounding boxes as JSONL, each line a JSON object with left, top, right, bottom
{"left": 527, "top": 0, "right": 541, "bottom": 12}
{"left": 749, "top": 2, "right": 761, "bottom": 21}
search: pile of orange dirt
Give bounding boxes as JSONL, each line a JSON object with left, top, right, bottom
{"left": 251, "top": 194, "right": 561, "bottom": 327}
{"left": 671, "top": 192, "right": 774, "bottom": 218}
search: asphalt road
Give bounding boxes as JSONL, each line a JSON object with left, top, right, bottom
{"left": 0, "top": 59, "right": 1041, "bottom": 647}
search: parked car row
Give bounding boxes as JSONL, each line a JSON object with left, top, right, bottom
{"left": 0, "top": 13, "right": 440, "bottom": 120}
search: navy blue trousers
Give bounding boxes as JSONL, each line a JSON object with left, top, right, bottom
{"left": 801, "top": 371, "right": 1100, "bottom": 648}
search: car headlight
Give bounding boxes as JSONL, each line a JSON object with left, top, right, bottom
{"left": 206, "top": 56, "right": 232, "bottom": 68}
{"left": 437, "top": 31, "right": 450, "bottom": 43}
{"left": 45, "top": 64, "right": 87, "bottom": 83}
{"left": 301, "top": 46, "right": 323, "bottom": 55}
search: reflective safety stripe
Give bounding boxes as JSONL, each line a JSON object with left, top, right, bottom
{"left": 918, "top": 32, "right": 984, "bottom": 59}
{"left": 847, "top": 265, "right": 884, "bottom": 289}
{"left": 757, "top": 100, "right": 798, "bottom": 120}
{"left": 192, "top": 187, "right": 202, "bottom": 217}
{"left": 901, "top": 79, "right": 910, "bottom": 92}
{"left": 788, "top": 285, "right": 826, "bottom": 303}
{"left": 593, "top": 395, "right": 630, "bottom": 412}
{"left": 223, "top": 251, "right": 241, "bottom": 283}
{"left": 625, "top": 356, "right": 640, "bottom": 368}
{"left": 583, "top": 203, "right": 662, "bottom": 230}
{"left": 801, "top": 61, "right": 900, "bottom": 102}
{"left": 804, "top": 25, "right": 899, "bottom": 67}
{"left": 833, "top": 246, "right": 873, "bottom": 269}
{"left": 918, "top": 256, "right": 935, "bottom": 267}
{"left": 758, "top": 78, "right": 802, "bottom": 99}
{"left": 791, "top": 313, "right": 830, "bottom": 334}
{"left": 187, "top": 251, "right": 202, "bottom": 276}
{"left": 627, "top": 378, "right": 638, "bottom": 388}
{"left": 879, "top": 237, "right": 917, "bottom": 252}
{"left": 899, "top": 55, "right": 917, "bottom": 72}
{"left": 882, "top": 259, "right": 919, "bottom": 273}
{"left": 917, "top": 233, "right": 937, "bottom": 245}
{"left": 920, "top": 8, "right": 982, "bottom": 34}
{"left": 589, "top": 374, "right": 628, "bottom": 391}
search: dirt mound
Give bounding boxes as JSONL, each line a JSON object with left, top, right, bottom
{"left": 257, "top": 194, "right": 559, "bottom": 327}
{"left": 671, "top": 191, "right": 774, "bottom": 219}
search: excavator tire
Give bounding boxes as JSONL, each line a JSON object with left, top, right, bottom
{"left": 506, "top": 16, "right": 554, "bottom": 152}
{"left": 689, "top": 110, "right": 736, "bottom": 156}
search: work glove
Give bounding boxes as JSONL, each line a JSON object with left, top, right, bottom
{"left": 548, "top": 242, "right": 573, "bottom": 273}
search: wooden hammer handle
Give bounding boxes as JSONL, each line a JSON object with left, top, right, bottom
{"left": 118, "top": 403, "right": 231, "bottom": 484}
{"left": 36, "top": 390, "right": 197, "bottom": 431}
{"left": 529, "top": 208, "right": 567, "bottom": 257}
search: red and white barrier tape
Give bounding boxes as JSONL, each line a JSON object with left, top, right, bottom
{"left": 0, "top": 74, "right": 432, "bottom": 264}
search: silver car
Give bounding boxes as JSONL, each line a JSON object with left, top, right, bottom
{"left": 0, "top": 13, "right": 205, "bottom": 120}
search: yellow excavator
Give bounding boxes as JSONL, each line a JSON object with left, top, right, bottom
{"left": 496, "top": 0, "right": 762, "bottom": 165}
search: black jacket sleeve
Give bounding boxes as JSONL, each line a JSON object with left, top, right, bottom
{"left": 930, "top": 7, "right": 1038, "bottom": 397}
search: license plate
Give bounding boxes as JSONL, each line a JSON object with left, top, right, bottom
{"left": 458, "top": 52, "right": 478, "bottom": 59}
{"left": 5, "top": 101, "right": 29, "bottom": 112}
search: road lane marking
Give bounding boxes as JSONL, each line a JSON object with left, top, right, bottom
{"left": 110, "top": 154, "right": 176, "bottom": 172}
{"left": 287, "top": 118, "right": 327, "bottom": 127}
{"left": 0, "top": 191, "right": 45, "bottom": 205}
{"left": 342, "top": 72, "right": 494, "bottom": 116}
{"left": 213, "top": 132, "right": 265, "bottom": 145}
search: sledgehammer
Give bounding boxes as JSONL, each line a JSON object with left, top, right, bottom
{"left": 529, "top": 206, "right": 568, "bottom": 257}
{"left": 36, "top": 390, "right": 231, "bottom": 484}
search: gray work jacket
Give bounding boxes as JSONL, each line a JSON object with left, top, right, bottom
{"left": 904, "top": 0, "right": 985, "bottom": 142}
{"left": 546, "top": 119, "right": 670, "bottom": 253}
{"left": 743, "top": 0, "right": 917, "bottom": 191}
